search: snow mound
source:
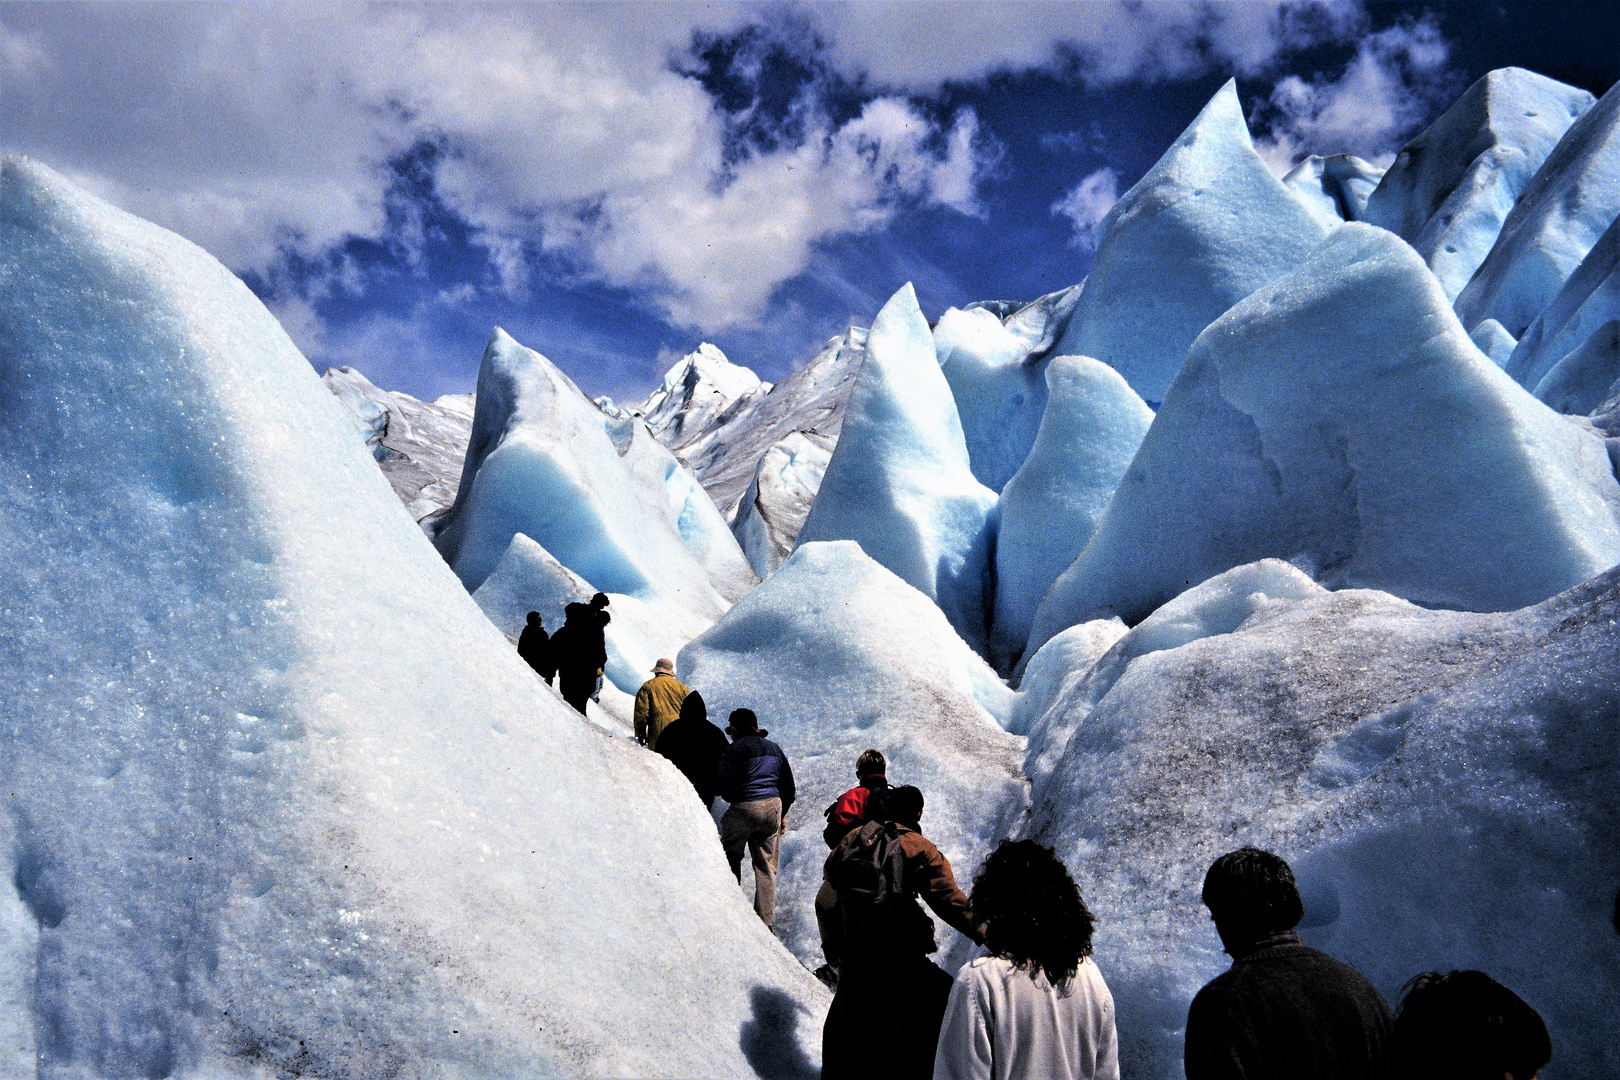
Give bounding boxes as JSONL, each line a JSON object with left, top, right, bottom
{"left": 731, "top": 431, "right": 835, "bottom": 577}
{"left": 640, "top": 342, "right": 768, "bottom": 454}
{"left": 1469, "top": 318, "right": 1518, "bottom": 367}
{"left": 1363, "top": 68, "right": 1594, "bottom": 301}
{"left": 323, "top": 365, "right": 475, "bottom": 533}
{"left": 797, "top": 284, "right": 999, "bottom": 651}
{"left": 659, "top": 329, "right": 866, "bottom": 520}
{"left": 1455, "top": 76, "right": 1620, "bottom": 337}
{"left": 1507, "top": 210, "right": 1620, "bottom": 392}
{"left": 1024, "top": 570, "right": 1620, "bottom": 1079}
{"left": 432, "top": 328, "right": 729, "bottom": 619}
{"left": 1534, "top": 320, "right": 1620, "bottom": 416}
{"left": 678, "top": 541, "right": 1024, "bottom": 972}
{"left": 471, "top": 533, "right": 711, "bottom": 704}
{"left": 1007, "top": 618, "right": 1126, "bottom": 737}
{"left": 0, "top": 155, "right": 826, "bottom": 1079}
{"left": 989, "top": 355, "right": 1153, "bottom": 671}
{"left": 1051, "top": 79, "right": 1328, "bottom": 403}
{"left": 1024, "top": 560, "right": 1326, "bottom": 784}
{"left": 1281, "top": 153, "right": 1385, "bottom": 229}
{"left": 1026, "top": 223, "right": 1620, "bottom": 655}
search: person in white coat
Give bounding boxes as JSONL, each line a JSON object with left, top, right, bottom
{"left": 933, "top": 840, "right": 1119, "bottom": 1080}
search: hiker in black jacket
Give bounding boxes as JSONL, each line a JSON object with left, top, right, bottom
{"left": 1185, "top": 847, "right": 1394, "bottom": 1080}
{"left": 550, "top": 602, "right": 606, "bottom": 714}
{"left": 516, "top": 611, "right": 555, "bottom": 685}
{"left": 654, "top": 691, "right": 728, "bottom": 807}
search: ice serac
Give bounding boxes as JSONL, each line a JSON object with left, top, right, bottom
{"left": 472, "top": 533, "right": 710, "bottom": 702}
{"left": 1024, "top": 572, "right": 1620, "bottom": 1079}
{"left": 0, "top": 156, "right": 826, "bottom": 1079}
{"left": 796, "top": 284, "right": 999, "bottom": 651}
{"left": 1025, "top": 223, "right": 1620, "bottom": 656}
{"left": 1469, "top": 318, "right": 1518, "bottom": 367}
{"left": 639, "top": 342, "right": 768, "bottom": 454}
{"left": 1507, "top": 210, "right": 1620, "bottom": 391}
{"left": 989, "top": 356, "right": 1153, "bottom": 671}
{"left": 731, "top": 430, "right": 835, "bottom": 577}
{"left": 678, "top": 541, "right": 1024, "bottom": 972}
{"left": 1281, "top": 153, "right": 1385, "bottom": 230}
{"left": 1455, "top": 77, "right": 1620, "bottom": 337}
{"left": 1050, "top": 79, "right": 1328, "bottom": 403}
{"left": 323, "top": 365, "right": 475, "bottom": 533}
{"left": 1534, "top": 320, "right": 1620, "bottom": 416}
{"left": 1007, "top": 618, "right": 1126, "bottom": 737}
{"left": 1362, "top": 68, "right": 1594, "bottom": 301}
{"left": 604, "top": 411, "right": 760, "bottom": 602}
{"left": 933, "top": 286, "right": 1083, "bottom": 493}
{"left": 1024, "top": 560, "right": 1326, "bottom": 784}
{"left": 432, "top": 328, "right": 727, "bottom": 619}
{"left": 669, "top": 329, "right": 866, "bottom": 520}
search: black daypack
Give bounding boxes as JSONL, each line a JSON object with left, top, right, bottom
{"left": 827, "top": 819, "right": 907, "bottom": 909}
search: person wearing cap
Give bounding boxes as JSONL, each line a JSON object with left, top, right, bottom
{"left": 633, "top": 658, "right": 689, "bottom": 750}
{"left": 717, "top": 708, "right": 796, "bottom": 927}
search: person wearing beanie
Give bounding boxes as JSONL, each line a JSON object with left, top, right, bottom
{"left": 633, "top": 657, "right": 688, "bottom": 750}
{"left": 654, "top": 690, "right": 728, "bottom": 807}
{"left": 716, "top": 708, "right": 796, "bottom": 927}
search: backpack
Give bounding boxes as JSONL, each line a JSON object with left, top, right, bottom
{"left": 827, "top": 819, "right": 907, "bottom": 909}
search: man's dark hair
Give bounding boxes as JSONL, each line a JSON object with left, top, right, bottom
{"left": 855, "top": 749, "right": 886, "bottom": 777}
{"left": 970, "top": 840, "right": 1095, "bottom": 987}
{"left": 727, "top": 708, "right": 758, "bottom": 733}
{"left": 886, "top": 785, "right": 924, "bottom": 825}
{"left": 1201, "top": 847, "right": 1303, "bottom": 938}
{"left": 1393, "top": 970, "right": 1551, "bottom": 1080}
{"left": 526, "top": 611, "right": 542, "bottom": 624}
{"left": 589, "top": 592, "right": 610, "bottom": 609}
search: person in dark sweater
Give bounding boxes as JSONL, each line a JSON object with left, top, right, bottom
{"left": 1184, "top": 847, "right": 1393, "bottom": 1080}
{"left": 550, "top": 601, "right": 607, "bottom": 714}
{"left": 1392, "top": 969, "right": 1551, "bottom": 1080}
{"left": 654, "top": 690, "right": 729, "bottom": 807}
{"left": 516, "top": 611, "right": 555, "bottom": 685}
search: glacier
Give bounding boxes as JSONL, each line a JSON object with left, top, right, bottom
{"left": 796, "top": 284, "right": 999, "bottom": 652}
{"left": 1025, "top": 222, "right": 1620, "bottom": 660}
{"left": 988, "top": 355, "right": 1153, "bottom": 671}
{"left": 1281, "top": 153, "right": 1384, "bottom": 230}
{"left": 0, "top": 155, "right": 827, "bottom": 1078}
{"left": 730, "top": 430, "right": 835, "bottom": 578}
{"left": 1362, "top": 67, "right": 1594, "bottom": 301}
{"left": 1534, "top": 320, "right": 1620, "bottom": 416}
{"left": 677, "top": 541, "right": 1023, "bottom": 974}
{"left": 1023, "top": 569, "right": 1620, "bottom": 1079}
{"left": 1454, "top": 77, "right": 1620, "bottom": 337}
{"left": 1050, "top": 79, "right": 1328, "bottom": 403}
{"left": 1507, "top": 211, "right": 1620, "bottom": 394}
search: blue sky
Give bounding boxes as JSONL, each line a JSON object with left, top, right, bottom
{"left": 2, "top": 1, "right": 1617, "bottom": 402}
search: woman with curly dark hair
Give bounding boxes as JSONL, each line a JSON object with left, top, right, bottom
{"left": 932, "top": 840, "right": 1118, "bottom": 1080}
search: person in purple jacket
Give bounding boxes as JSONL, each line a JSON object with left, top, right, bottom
{"left": 716, "top": 708, "right": 796, "bottom": 927}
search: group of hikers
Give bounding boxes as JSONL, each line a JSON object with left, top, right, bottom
{"left": 517, "top": 625, "right": 1555, "bottom": 1080}
{"left": 517, "top": 594, "right": 610, "bottom": 713}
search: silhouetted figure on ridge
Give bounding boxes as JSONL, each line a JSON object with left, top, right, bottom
{"left": 516, "top": 611, "right": 555, "bottom": 685}
{"left": 654, "top": 690, "right": 728, "bottom": 807}
{"left": 551, "top": 601, "right": 607, "bottom": 715}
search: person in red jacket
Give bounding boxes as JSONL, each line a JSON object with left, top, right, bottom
{"left": 813, "top": 748, "right": 888, "bottom": 986}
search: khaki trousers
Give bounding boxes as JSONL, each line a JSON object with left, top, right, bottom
{"left": 720, "top": 797, "right": 782, "bottom": 926}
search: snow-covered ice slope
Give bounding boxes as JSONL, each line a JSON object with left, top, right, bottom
{"left": 1534, "top": 320, "right": 1620, "bottom": 416}
{"left": 1362, "top": 68, "right": 1593, "bottom": 301}
{"left": 1051, "top": 79, "right": 1328, "bottom": 403}
{"left": 678, "top": 541, "right": 1024, "bottom": 973}
{"left": 796, "top": 285, "right": 999, "bottom": 651}
{"left": 1024, "top": 570, "right": 1620, "bottom": 1079}
{"left": 1026, "top": 223, "right": 1620, "bottom": 656}
{"left": 1006, "top": 618, "right": 1126, "bottom": 737}
{"left": 1455, "top": 77, "right": 1620, "bottom": 337}
{"left": 639, "top": 342, "right": 769, "bottom": 455}
{"left": 1281, "top": 153, "right": 1384, "bottom": 230}
{"left": 989, "top": 356, "right": 1153, "bottom": 671}
{"left": 1508, "top": 211, "right": 1620, "bottom": 392}
{"left": 658, "top": 329, "right": 866, "bottom": 520}
{"left": 932, "top": 286, "right": 1083, "bottom": 494}
{"left": 433, "top": 328, "right": 729, "bottom": 618}
{"left": 0, "top": 155, "right": 827, "bottom": 1078}
{"left": 1470, "top": 317, "right": 1519, "bottom": 367}
{"left": 731, "top": 430, "right": 835, "bottom": 577}
{"left": 323, "top": 365, "right": 475, "bottom": 532}
{"left": 605, "top": 410, "right": 760, "bottom": 602}
{"left": 1023, "top": 560, "right": 1326, "bottom": 784}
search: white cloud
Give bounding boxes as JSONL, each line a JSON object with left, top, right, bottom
{"left": 1051, "top": 168, "right": 1120, "bottom": 251}
{"left": 1252, "top": 16, "right": 1453, "bottom": 172}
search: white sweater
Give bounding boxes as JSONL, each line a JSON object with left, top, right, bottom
{"left": 932, "top": 955, "right": 1119, "bottom": 1080}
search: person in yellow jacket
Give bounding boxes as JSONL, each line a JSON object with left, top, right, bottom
{"left": 634, "top": 658, "right": 689, "bottom": 749}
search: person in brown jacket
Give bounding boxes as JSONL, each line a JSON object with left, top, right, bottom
{"left": 821, "top": 784, "right": 984, "bottom": 1080}
{"left": 633, "top": 658, "right": 688, "bottom": 749}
